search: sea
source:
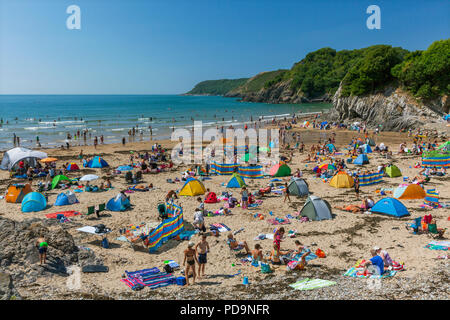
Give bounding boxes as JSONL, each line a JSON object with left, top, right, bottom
{"left": 0, "top": 95, "right": 331, "bottom": 150}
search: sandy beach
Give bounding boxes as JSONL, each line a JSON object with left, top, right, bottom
{"left": 0, "top": 119, "right": 449, "bottom": 300}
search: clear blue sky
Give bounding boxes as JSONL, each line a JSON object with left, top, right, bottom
{"left": 0, "top": 0, "right": 448, "bottom": 94}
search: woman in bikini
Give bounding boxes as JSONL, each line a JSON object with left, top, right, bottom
{"left": 183, "top": 242, "right": 199, "bottom": 286}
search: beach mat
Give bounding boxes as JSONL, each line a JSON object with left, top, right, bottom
{"left": 290, "top": 278, "right": 336, "bottom": 291}
{"left": 46, "top": 211, "right": 80, "bottom": 219}
{"left": 82, "top": 265, "right": 109, "bottom": 273}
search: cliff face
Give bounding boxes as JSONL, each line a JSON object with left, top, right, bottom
{"left": 225, "top": 78, "right": 332, "bottom": 104}
{"left": 329, "top": 84, "right": 448, "bottom": 130}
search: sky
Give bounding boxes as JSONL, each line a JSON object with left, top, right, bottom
{"left": 0, "top": 0, "right": 449, "bottom": 94}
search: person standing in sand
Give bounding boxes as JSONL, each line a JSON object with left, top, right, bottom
{"left": 35, "top": 235, "right": 48, "bottom": 266}
{"left": 195, "top": 235, "right": 210, "bottom": 279}
{"left": 183, "top": 242, "right": 199, "bottom": 286}
{"left": 284, "top": 182, "right": 291, "bottom": 203}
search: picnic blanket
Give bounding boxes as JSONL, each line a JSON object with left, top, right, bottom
{"left": 425, "top": 241, "right": 450, "bottom": 251}
{"left": 46, "top": 211, "right": 80, "bottom": 219}
{"left": 122, "top": 267, "right": 175, "bottom": 290}
{"left": 290, "top": 278, "right": 336, "bottom": 291}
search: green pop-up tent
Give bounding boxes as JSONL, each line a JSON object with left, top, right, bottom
{"left": 385, "top": 165, "right": 402, "bottom": 178}
{"left": 51, "top": 175, "right": 71, "bottom": 189}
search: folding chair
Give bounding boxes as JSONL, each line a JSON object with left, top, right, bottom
{"left": 427, "top": 224, "right": 446, "bottom": 239}
{"left": 405, "top": 217, "right": 422, "bottom": 234}
{"left": 84, "top": 206, "right": 96, "bottom": 219}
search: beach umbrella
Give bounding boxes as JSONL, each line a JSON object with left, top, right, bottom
{"left": 319, "top": 163, "right": 337, "bottom": 171}
{"left": 80, "top": 174, "right": 99, "bottom": 182}
{"left": 40, "top": 157, "right": 58, "bottom": 163}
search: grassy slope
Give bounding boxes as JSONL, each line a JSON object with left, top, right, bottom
{"left": 186, "top": 78, "right": 249, "bottom": 95}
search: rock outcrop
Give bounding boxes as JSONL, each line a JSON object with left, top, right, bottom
{"left": 328, "top": 84, "right": 448, "bottom": 130}
{"left": 225, "top": 78, "right": 332, "bottom": 104}
{"left": 0, "top": 217, "right": 101, "bottom": 290}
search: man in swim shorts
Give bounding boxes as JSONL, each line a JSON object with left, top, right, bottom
{"left": 35, "top": 235, "right": 48, "bottom": 265}
{"left": 195, "top": 235, "right": 210, "bottom": 278}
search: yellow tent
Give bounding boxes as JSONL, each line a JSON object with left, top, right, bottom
{"left": 329, "top": 172, "right": 354, "bottom": 188}
{"left": 179, "top": 178, "right": 206, "bottom": 196}
{"left": 6, "top": 184, "right": 32, "bottom": 203}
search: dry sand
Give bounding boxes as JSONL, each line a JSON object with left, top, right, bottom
{"left": 1, "top": 124, "right": 449, "bottom": 300}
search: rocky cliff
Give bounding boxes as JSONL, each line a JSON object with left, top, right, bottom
{"left": 328, "top": 84, "right": 449, "bottom": 130}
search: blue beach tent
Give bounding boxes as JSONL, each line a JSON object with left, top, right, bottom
{"left": 353, "top": 154, "right": 369, "bottom": 165}
{"left": 361, "top": 144, "right": 372, "bottom": 153}
{"left": 54, "top": 191, "right": 79, "bottom": 206}
{"left": 370, "top": 197, "right": 410, "bottom": 218}
{"left": 21, "top": 192, "right": 47, "bottom": 212}
{"left": 106, "top": 193, "right": 131, "bottom": 212}
{"left": 87, "top": 156, "right": 109, "bottom": 168}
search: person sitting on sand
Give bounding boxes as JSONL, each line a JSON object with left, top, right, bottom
{"left": 270, "top": 243, "right": 291, "bottom": 265}
{"left": 165, "top": 190, "right": 178, "bottom": 202}
{"left": 373, "top": 246, "right": 393, "bottom": 268}
{"left": 291, "top": 240, "right": 311, "bottom": 269}
{"left": 362, "top": 249, "right": 385, "bottom": 275}
{"left": 251, "top": 244, "right": 265, "bottom": 266}
{"left": 105, "top": 178, "right": 112, "bottom": 189}
{"left": 227, "top": 233, "right": 250, "bottom": 254}
{"left": 183, "top": 242, "right": 199, "bottom": 286}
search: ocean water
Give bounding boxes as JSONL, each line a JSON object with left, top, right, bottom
{"left": 0, "top": 95, "right": 331, "bottom": 150}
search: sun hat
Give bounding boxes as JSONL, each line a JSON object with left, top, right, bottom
{"left": 188, "top": 242, "right": 195, "bottom": 248}
{"left": 373, "top": 246, "right": 381, "bottom": 251}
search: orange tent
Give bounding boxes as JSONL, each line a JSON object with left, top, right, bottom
{"left": 393, "top": 184, "right": 426, "bottom": 200}
{"left": 6, "top": 184, "right": 32, "bottom": 203}
{"left": 329, "top": 172, "right": 354, "bottom": 188}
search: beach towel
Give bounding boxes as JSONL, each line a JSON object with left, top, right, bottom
{"left": 124, "top": 268, "right": 176, "bottom": 290}
{"left": 177, "top": 230, "right": 198, "bottom": 240}
{"left": 290, "top": 278, "right": 336, "bottom": 291}
{"left": 267, "top": 218, "right": 290, "bottom": 225}
{"left": 46, "top": 211, "right": 80, "bottom": 219}
{"left": 425, "top": 241, "right": 450, "bottom": 251}
{"left": 210, "top": 223, "right": 231, "bottom": 232}
{"left": 343, "top": 267, "right": 397, "bottom": 279}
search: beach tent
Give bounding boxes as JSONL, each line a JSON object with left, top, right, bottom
{"left": 360, "top": 144, "right": 372, "bottom": 153}
{"left": 300, "top": 195, "right": 333, "bottom": 221}
{"left": 436, "top": 141, "right": 450, "bottom": 153}
{"left": 371, "top": 197, "right": 410, "bottom": 218}
{"left": 179, "top": 178, "right": 206, "bottom": 196}
{"left": 5, "top": 184, "right": 32, "bottom": 203}
{"left": 241, "top": 153, "right": 256, "bottom": 162}
{"left": 237, "top": 165, "right": 264, "bottom": 179}
{"left": 66, "top": 163, "right": 80, "bottom": 171}
{"left": 54, "top": 190, "right": 79, "bottom": 206}
{"left": 0, "top": 147, "right": 48, "bottom": 171}
{"left": 393, "top": 184, "right": 426, "bottom": 200}
{"left": 329, "top": 172, "right": 354, "bottom": 188}
{"left": 366, "top": 138, "right": 376, "bottom": 146}
{"left": 21, "top": 192, "right": 47, "bottom": 212}
{"left": 51, "top": 175, "right": 71, "bottom": 190}
{"left": 86, "top": 156, "right": 109, "bottom": 168}
{"left": 205, "top": 192, "right": 219, "bottom": 203}
{"left": 269, "top": 163, "right": 291, "bottom": 177}
{"left": 106, "top": 193, "right": 131, "bottom": 211}
{"left": 287, "top": 178, "right": 309, "bottom": 197}
{"left": 353, "top": 154, "right": 369, "bottom": 165}
{"left": 226, "top": 173, "right": 246, "bottom": 188}
{"left": 385, "top": 165, "right": 402, "bottom": 177}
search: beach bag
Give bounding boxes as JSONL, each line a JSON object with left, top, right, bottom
{"left": 164, "top": 264, "right": 174, "bottom": 274}
{"left": 260, "top": 263, "right": 273, "bottom": 274}
{"left": 94, "top": 224, "right": 106, "bottom": 233}
{"left": 287, "top": 260, "right": 298, "bottom": 270}
{"left": 315, "top": 249, "right": 326, "bottom": 258}
{"left": 391, "top": 261, "right": 404, "bottom": 271}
